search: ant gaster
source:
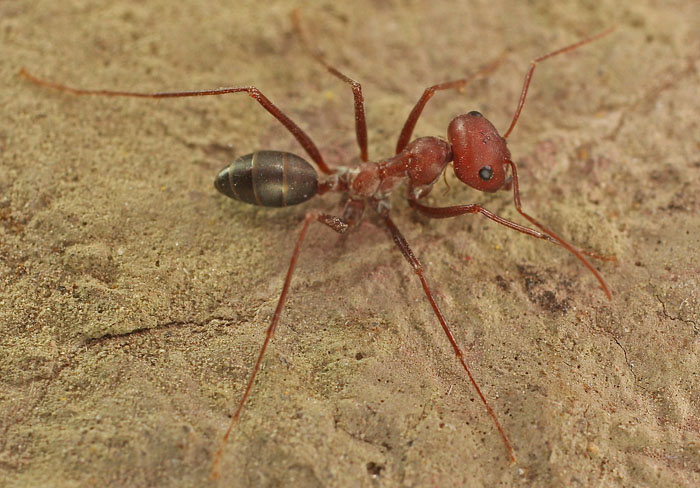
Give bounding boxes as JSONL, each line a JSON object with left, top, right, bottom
{"left": 20, "top": 13, "right": 614, "bottom": 479}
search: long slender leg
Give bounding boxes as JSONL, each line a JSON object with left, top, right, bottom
{"left": 502, "top": 27, "right": 614, "bottom": 139}
{"left": 210, "top": 211, "right": 350, "bottom": 479}
{"left": 395, "top": 54, "right": 506, "bottom": 154}
{"left": 409, "top": 196, "right": 613, "bottom": 299}
{"left": 291, "top": 10, "right": 369, "bottom": 162}
{"left": 505, "top": 161, "right": 614, "bottom": 294}
{"left": 409, "top": 198, "right": 614, "bottom": 260}
{"left": 381, "top": 212, "right": 516, "bottom": 464}
{"left": 19, "top": 68, "right": 334, "bottom": 175}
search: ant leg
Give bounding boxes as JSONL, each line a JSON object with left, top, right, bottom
{"left": 505, "top": 160, "right": 614, "bottom": 295}
{"left": 210, "top": 211, "right": 350, "bottom": 479}
{"left": 395, "top": 53, "right": 506, "bottom": 154}
{"left": 381, "top": 212, "right": 516, "bottom": 464}
{"left": 408, "top": 196, "right": 613, "bottom": 299}
{"left": 18, "top": 68, "right": 334, "bottom": 175}
{"left": 503, "top": 27, "right": 614, "bottom": 139}
{"left": 408, "top": 197, "right": 614, "bottom": 261}
{"left": 292, "top": 10, "right": 369, "bottom": 162}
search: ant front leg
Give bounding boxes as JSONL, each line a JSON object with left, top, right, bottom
{"left": 380, "top": 212, "right": 516, "bottom": 464}
{"left": 408, "top": 195, "right": 613, "bottom": 299}
{"left": 292, "top": 10, "right": 369, "bottom": 162}
{"left": 395, "top": 53, "right": 506, "bottom": 154}
{"left": 19, "top": 68, "right": 334, "bottom": 175}
{"left": 210, "top": 210, "right": 350, "bottom": 479}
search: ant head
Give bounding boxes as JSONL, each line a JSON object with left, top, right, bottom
{"left": 448, "top": 111, "right": 511, "bottom": 193}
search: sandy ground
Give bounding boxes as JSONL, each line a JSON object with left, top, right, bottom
{"left": 1, "top": 0, "right": 699, "bottom": 486}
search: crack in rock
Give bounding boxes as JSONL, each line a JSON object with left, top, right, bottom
{"left": 655, "top": 294, "right": 699, "bottom": 336}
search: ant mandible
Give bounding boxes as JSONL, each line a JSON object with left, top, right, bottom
{"left": 20, "top": 12, "right": 615, "bottom": 479}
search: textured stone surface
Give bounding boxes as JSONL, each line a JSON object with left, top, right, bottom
{"left": 2, "top": 1, "right": 699, "bottom": 486}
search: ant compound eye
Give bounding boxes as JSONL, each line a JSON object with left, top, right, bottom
{"left": 467, "top": 111, "right": 483, "bottom": 117}
{"left": 478, "top": 165, "right": 494, "bottom": 181}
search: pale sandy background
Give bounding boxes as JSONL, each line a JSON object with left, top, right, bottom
{"left": 1, "top": 0, "right": 699, "bottom": 487}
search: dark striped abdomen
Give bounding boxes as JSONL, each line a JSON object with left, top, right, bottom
{"left": 214, "top": 151, "right": 318, "bottom": 207}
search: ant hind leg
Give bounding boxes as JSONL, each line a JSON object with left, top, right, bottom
{"left": 210, "top": 210, "right": 351, "bottom": 479}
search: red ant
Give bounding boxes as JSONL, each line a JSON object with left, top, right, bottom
{"left": 20, "top": 14, "right": 614, "bottom": 479}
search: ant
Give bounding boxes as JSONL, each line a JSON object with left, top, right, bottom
{"left": 20, "top": 13, "right": 615, "bottom": 479}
